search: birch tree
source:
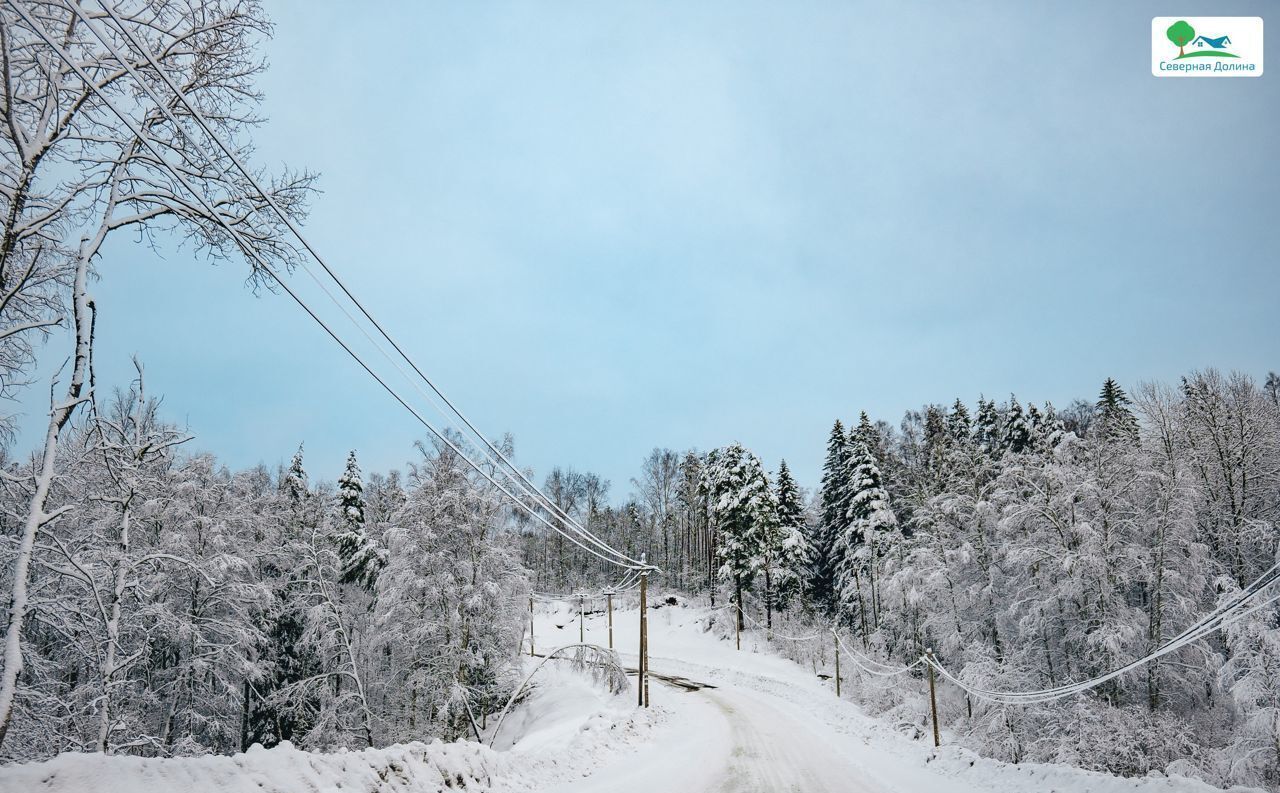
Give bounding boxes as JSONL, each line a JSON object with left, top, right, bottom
{"left": 0, "top": 0, "right": 310, "bottom": 748}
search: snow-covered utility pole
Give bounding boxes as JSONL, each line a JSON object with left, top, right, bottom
{"left": 926, "top": 648, "right": 940, "bottom": 747}
{"left": 833, "top": 629, "right": 841, "bottom": 698}
{"left": 576, "top": 592, "right": 586, "bottom": 643}
{"left": 604, "top": 588, "right": 615, "bottom": 649}
{"left": 638, "top": 555, "right": 649, "bottom": 708}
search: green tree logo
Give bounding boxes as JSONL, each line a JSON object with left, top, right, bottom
{"left": 1166, "top": 20, "right": 1195, "bottom": 57}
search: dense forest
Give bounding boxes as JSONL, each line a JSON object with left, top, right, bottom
{"left": 548, "top": 371, "right": 1280, "bottom": 789}
{"left": 5, "top": 367, "right": 1279, "bottom": 793}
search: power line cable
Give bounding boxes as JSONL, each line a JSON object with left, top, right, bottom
{"left": 77, "top": 0, "right": 643, "bottom": 569}
{"left": 10, "top": 0, "right": 641, "bottom": 570}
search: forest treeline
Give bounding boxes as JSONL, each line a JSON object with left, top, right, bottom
{"left": 542, "top": 371, "right": 1279, "bottom": 789}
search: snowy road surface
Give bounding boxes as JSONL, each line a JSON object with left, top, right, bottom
{"left": 525, "top": 602, "right": 1247, "bottom": 793}
{"left": 530, "top": 603, "right": 990, "bottom": 793}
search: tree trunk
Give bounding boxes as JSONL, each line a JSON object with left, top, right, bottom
{"left": 0, "top": 250, "right": 94, "bottom": 750}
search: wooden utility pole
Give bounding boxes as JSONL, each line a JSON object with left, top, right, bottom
{"left": 577, "top": 592, "right": 585, "bottom": 644}
{"left": 735, "top": 596, "right": 742, "bottom": 651}
{"left": 833, "top": 629, "right": 841, "bottom": 697}
{"left": 639, "top": 556, "right": 650, "bottom": 708}
{"left": 529, "top": 595, "right": 535, "bottom": 656}
{"left": 605, "top": 589, "right": 615, "bottom": 649}
{"left": 926, "top": 649, "right": 940, "bottom": 748}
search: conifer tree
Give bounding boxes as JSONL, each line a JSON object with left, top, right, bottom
{"left": 835, "top": 440, "right": 899, "bottom": 636}
{"left": 284, "top": 444, "right": 309, "bottom": 508}
{"left": 1043, "top": 401, "right": 1067, "bottom": 445}
{"left": 923, "top": 405, "right": 949, "bottom": 476}
{"left": 701, "top": 443, "right": 774, "bottom": 629}
{"left": 333, "top": 451, "right": 386, "bottom": 591}
{"left": 947, "top": 398, "right": 972, "bottom": 441}
{"left": 1002, "top": 395, "right": 1032, "bottom": 454}
{"left": 973, "top": 397, "right": 1001, "bottom": 453}
{"left": 768, "top": 460, "right": 809, "bottom": 615}
{"left": 1096, "top": 377, "right": 1139, "bottom": 442}
{"left": 812, "top": 421, "right": 851, "bottom": 611}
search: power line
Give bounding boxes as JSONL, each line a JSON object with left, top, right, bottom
{"left": 76, "top": 0, "right": 643, "bottom": 570}
{"left": 10, "top": 0, "right": 642, "bottom": 571}
{"left": 926, "top": 562, "right": 1280, "bottom": 705}
{"left": 37, "top": 0, "right": 644, "bottom": 570}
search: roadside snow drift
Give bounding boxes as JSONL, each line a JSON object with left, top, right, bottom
{"left": 0, "top": 740, "right": 506, "bottom": 793}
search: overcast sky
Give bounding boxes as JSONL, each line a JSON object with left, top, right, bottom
{"left": 11, "top": 0, "right": 1280, "bottom": 495}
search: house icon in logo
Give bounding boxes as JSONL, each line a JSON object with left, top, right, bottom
{"left": 1166, "top": 21, "right": 1239, "bottom": 59}
{"left": 1193, "top": 34, "right": 1232, "bottom": 49}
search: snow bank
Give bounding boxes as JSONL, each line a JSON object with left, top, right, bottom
{"left": 0, "top": 739, "right": 508, "bottom": 793}
{"left": 0, "top": 653, "right": 657, "bottom": 793}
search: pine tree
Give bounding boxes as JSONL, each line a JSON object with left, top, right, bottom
{"left": 333, "top": 451, "right": 386, "bottom": 591}
{"left": 812, "top": 421, "right": 851, "bottom": 611}
{"left": 1096, "top": 377, "right": 1139, "bottom": 442}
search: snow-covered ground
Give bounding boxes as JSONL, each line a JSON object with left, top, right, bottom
{"left": 530, "top": 596, "right": 1263, "bottom": 793}
{"left": 0, "top": 597, "right": 1265, "bottom": 793}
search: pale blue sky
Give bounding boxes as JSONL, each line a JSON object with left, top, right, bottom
{"left": 11, "top": 1, "right": 1280, "bottom": 494}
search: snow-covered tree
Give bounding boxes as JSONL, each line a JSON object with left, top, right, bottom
{"left": 834, "top": 439, "right": 899, "bottom": 636}
{"left": 1096, "top": 378, "right": 1140, "bottom": 443}
{"left": 702, "top": 443, "right": 775, "bottom": 628}
{"left": 763, "top": 460, "right": 808, "bottom": 620}
{"left": 811, "top": 421, "right": 850, "bottom": 612}
{"left": 333, "top": 451, "right": 385, "bottom": 591}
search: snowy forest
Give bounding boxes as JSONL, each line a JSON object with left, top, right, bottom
{"left": 2, "top": 1, "right": 1280, "bottom": 792}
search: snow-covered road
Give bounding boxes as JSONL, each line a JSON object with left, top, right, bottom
{"left": 696, "top": 684, "right": 889, "bottom": 792}
{"left": 527, "top": 601, "right": 1249, "bottom": 793}
{"left": 531, "top": 603, "right": 988, "bottom": 793}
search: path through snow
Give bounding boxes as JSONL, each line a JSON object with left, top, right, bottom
{"left": 529, "top": 599, "right": 1261, "bottom": 793}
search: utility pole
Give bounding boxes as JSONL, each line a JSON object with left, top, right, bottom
{"left": 926, "top": 649, "right": 940, "bottom": 748}
{"left": 577, "top": 592, "right": 585, "bottom": 644}
{"left": 833, "top": 629, "right": 841, "bottom": 697}
{"left": 639, "top": 555, "right": 650, "bottom": 708}
{"left": 604, "top": 588, "right": 615, "bottom": 649}
{"left": 735, "top": 595, "right": 741, "bottom": 651}
{"left": 529, "top": 595, "right": 535, "bottom": 656}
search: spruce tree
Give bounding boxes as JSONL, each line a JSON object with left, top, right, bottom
{"left": 947, "top": 399, "right": 972, "bottom": 441}
{"left": 1096, "top": 377, "right": 1139, "bottom": 442}
{"left": 973, "top": 397, "right": 1001, "bottom": 454}
{"left": 252, "top": 444, "right": 322, "bottom": 746}
{"left": 835, "top": 439, "right": 898, "bottom": 636}
{"left": 283, "top": 444, "right": 309, "bottom": 508}
{"left": 770, "top": 460, "right": 808, "bottom": 613}
{"left": 333, "top": 451, "right": 386, "bottom": 591}
{"left": 1039, "top": 401, "right": 1067, "bottom": 449}
{"left": 701, "top": 443, "right": 774, "bottom": 629}
{"left": 813, "top": 421, "right": 851, "bottom": 611}
{"left": 1002, "top": 395, "right": 1032, "bottom": 454}
{"left": 923, "top": 405, "right": 949, "bottom": 473}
